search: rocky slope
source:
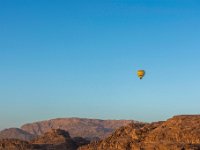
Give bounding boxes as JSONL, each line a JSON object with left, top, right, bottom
{"left": 0, "top": 139, "right": 31, "bottom": 150}
{"left": 0, "top": 128, "right": 36, "bottom": 141}
{"left": 79, "top": 115, "right": 200, "bottom": 150}
{"left": 145, "top": 115, "right": 200, "bottom": 144}
{"left": 21, "top": 118, "right": 134, "bottom": 140}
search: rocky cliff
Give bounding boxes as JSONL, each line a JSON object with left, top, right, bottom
{"left": 79, "top": 115, "right": 200, "bottom": 150}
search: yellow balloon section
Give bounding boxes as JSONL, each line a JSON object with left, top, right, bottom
{"left": 137, "top": 70, "right": 145, "bottom": 79}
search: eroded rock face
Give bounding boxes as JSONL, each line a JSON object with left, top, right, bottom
{"left": 79, "top": 115, "right": 200, "bottom": 150}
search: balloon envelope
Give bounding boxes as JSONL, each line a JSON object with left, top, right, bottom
{"left": 137, "top": 70, "right": 145, "bottom": 79}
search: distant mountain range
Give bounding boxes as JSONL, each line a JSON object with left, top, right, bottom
{"left": 0, "top": 115, "right": 200, "bottom": 150}
{"left": 0, "top": 118, "right": 135, "bottom": 141}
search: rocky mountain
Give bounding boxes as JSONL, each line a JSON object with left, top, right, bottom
{"left": 79, "top": 115, "right": 200, "bottom": 150}
{"left": 21, "top": 118, "right": 134, "bottom": 140}
{"left": 0, "top": 115, "right": 200, "bottom": 150}
{"left": 145, "top": 115, "right": 200, "bottom": 144}
{"left": 0, "top": 129, "right": 90, "bottom": 150}
{"left": 0, "top": 128, "right": 36, "bottom": 141}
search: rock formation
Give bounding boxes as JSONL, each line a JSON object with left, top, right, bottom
{"left": 0, "top": 129, "right": 90, "bottom": 150}
{"left": 0, "top": 139, "right": 32, "bottom": 150}
{"left": 79, "top": 115, "right": 200, "bottom": 150}
{"left": 30, "top": 129, "right": 78, "bottom": 150}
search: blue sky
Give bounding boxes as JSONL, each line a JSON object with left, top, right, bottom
{"left": 0, "top": 0, "right": 200, "bottom": 129}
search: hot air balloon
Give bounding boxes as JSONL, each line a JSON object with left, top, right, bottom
{"left": 137, "top": 70, "right": 145, "bottom": 79}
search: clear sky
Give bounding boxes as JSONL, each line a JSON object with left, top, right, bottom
{"left": 0, "top": 0, "right": 200, "bottom": 130}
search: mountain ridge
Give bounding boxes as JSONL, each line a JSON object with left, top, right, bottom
{"left": 0, "top": 117, "right": 136, "bottom": 141}
{"left": 20, "top": 117, "right": 135, "bottom": 140}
